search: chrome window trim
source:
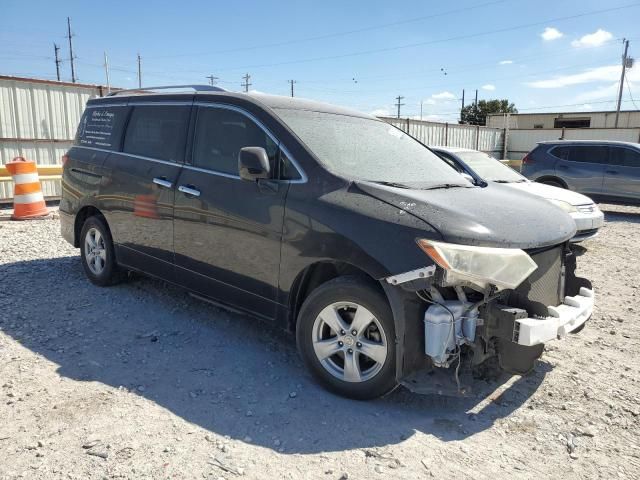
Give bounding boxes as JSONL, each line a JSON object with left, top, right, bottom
{"left": 183, "top": 164, "right": 241, "bottom": 180}
{"left": 73, "top": 145, "right": 114, "bottom": 155}
{"left": 128, "top": 101, "right": 194, "bottom": 107}
{"left": 85, "top": 103, "right": 128, "bottom": 108}
{"left": 193, "top": 102, "right": 307, "bottom": 184}
{"left": 74, "top": 146, "right": 181, "bottom": 167}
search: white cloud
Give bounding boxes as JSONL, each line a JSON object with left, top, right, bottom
{"left": 499, "top": 60, "right": 513, "bottom": 65}
{"left": 541, "top": 27, "right": 563, "bottom": 41}
{"left": 431, "top": 91, "right": 456, "bottom": 100}
{"left": 370, "top": 108, "right": 391, "bottom": 117}
{"left": 482, "top": 84, "right": 496, "bottom": 91}
{"left": 526, "top": 65, "right": 619, "bottom": 88}
{"left": 423, "top": 98, "right": 437, "bottom": 105}
{"left": 571, "top": 29, "right": 613, "bottom": 48}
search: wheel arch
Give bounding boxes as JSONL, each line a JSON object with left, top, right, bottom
{"left": 535, "top": 175, "right": 568, "bottom": 188}
{"left": 74, "top": 205, "right": 108, "bottom": 247}
{"left": 287, "top": 260, "right": 387, "bottom": 332}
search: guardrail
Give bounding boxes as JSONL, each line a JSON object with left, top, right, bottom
{"left": 0, "top": 164, "right": 63, "bottom": 182}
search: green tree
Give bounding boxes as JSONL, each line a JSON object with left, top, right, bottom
{"left": 461, "top": 99, "right": 517, "bottom": 126}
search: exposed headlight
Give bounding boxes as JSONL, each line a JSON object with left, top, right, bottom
{"left": 548, "top": 199, "right": 578, "bottom": 214}
{"left": 417, "top": 239, "right": 538, "bottom": 290}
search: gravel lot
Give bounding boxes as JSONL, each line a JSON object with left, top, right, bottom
{"left": 1, "top": 204, "right": 639, "bottom": 480}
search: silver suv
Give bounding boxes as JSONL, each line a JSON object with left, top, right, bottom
{"left": 521, "top": 140, "right": 640, "bottom": 204}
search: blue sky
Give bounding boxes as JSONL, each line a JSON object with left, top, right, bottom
{"left": 2, "top": 0, "right": 639, "bottom": 121}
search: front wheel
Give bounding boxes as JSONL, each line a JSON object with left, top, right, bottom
{"left": 296, "top": 276, "right": 397, "bottom": 400}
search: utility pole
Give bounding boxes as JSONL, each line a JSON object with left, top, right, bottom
{"left": 53, "top": 43, "right": 61, "bottom": 81}
{"left": 137, "top": 53, "right": 142, "bottom": 88}
{"left": 66, "top": 17, "right": 76, "bottom": 83}
{"left": 615, "top": 39, "right": 630, "bottom": 128}
{"left": 395, "top": 95, "right": 405, "bottom": 119}
{"left": 420, "top": 100, "right": 423, "bottom": 121}
{"left": 460, "top": 89, "right": 465, "bottom": 123}
{"left": 241, "top": 73, "right": 252, "bottom": 92}
{"left": 206, "top": 74, "right": 219, "bottom": 86}
{"left": 103, "top": 52, "right": 111, "bottom": 94}
{"left": 288, "top": 79, "right": 297, "bottom": 97}
{"left": 473, "top": 89, "right": 479, "bottom": 124}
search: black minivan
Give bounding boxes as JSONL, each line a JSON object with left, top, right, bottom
{"left": 61, "top": 86, "right": 594, "bottom": 399}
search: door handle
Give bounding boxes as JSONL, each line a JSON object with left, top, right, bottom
{"left": 153, "top": 177, "right": 173, "bottom": 188}
{"left": 178, "top": 185, "right": 201, "bottom": 197}
{"left": 605, "top": 170, "right": 619, "bottom": 175}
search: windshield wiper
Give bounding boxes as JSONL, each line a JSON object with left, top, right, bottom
{"left": 421, "top": 183, "right": 469, "bottom": 190}
{"left": 368, "top": 180, "right": 412, "bottom": 189}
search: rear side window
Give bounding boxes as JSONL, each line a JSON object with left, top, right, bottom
{"left": 549, "top": 146, "right": 570, "bottom": 160}
{"left": 552, "top": 145, "right": 608, "bottom": 164}
{"left": 192, "top": 107, "right": 278, "bottom": 175}
{"left": 76, "top": 105, "right": 128, "bottom": 150}
{"left": 609, "top": 147, "right": 640, "bottom": 168}
{"left": 123, "top": 105, "right": 190, "bottom": 162}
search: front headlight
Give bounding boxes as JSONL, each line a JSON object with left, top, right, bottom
{"left": 548, "top": 199, "right": 578, "bottom": 213}
{"left": 417, "top": 239, "right": 538, "bottom": 290}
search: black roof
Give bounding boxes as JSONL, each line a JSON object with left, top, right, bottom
{"left": 87, "top": 89, "right": 374, "bottom": 120}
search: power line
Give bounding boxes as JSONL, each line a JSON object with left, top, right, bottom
{"left": 625, "top": 75, "right": 639, "bottom": 110}
{"left": 206, "top": 3, "right": 640, "bottom": 73}
{"left": 66, "top": 17, "right": 76, "bottom": 82}
{"left": 146, "top": 0, "right": 512, "bottom": 60}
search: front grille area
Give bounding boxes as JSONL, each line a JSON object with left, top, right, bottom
{"left": 506, "top": 245, "right": 564, "bottom": 317}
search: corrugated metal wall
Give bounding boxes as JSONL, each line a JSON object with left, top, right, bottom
{"left": 0, "top": 76, "right": 103, "bottom": 201}
{"left": 507, "top": 127, "right": 640, "bottom": 159}
{"left": 382, "top": 117, "right": 505, "bottom": 157}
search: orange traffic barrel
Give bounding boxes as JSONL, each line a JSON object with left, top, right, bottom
{"left": 5, "top": 157, "right": 49, "bottom": 220}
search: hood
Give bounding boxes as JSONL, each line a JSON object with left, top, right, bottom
{"left": 504, "top": 181, "right": 596, "bottom": 206}
{"left": 354, "top": 181, "right": 576, "bottom": 249}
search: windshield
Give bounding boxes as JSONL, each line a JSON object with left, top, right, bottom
{"left": 456, "top": 151, "right": 525, "bottom": 183}
{"left": 274, "top": 108, "right": 471, "bottom": 189}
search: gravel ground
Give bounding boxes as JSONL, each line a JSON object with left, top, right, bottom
{"left": 0, "top": 204, "right": 639, "bottom": 480}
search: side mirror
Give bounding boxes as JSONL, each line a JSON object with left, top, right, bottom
{"left": 238, "top": 147, "right": 271, "bottom": 181}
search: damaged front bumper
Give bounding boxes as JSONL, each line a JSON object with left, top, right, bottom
{"left": 382, "top": 241, "right": 593, "bottom": 394}
{"left": 514, "top": 287, "right": 594, "bottom": 346}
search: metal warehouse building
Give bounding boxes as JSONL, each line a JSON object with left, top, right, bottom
{"left": 486, "top": 110, "right": 640, "bottom": 129}
{"left": 0, "top": 75, "right": 106, "bottom": 201}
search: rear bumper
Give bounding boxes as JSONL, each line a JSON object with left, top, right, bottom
{"left": 514, "top": 287, "right": 594, "bottom": 346}
{"left": 60, "top": 210, "right": 75, "bottom": 246}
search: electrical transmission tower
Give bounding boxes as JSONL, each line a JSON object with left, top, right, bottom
{"left": 53, "top": 43, "right": 62, "bottom": 81}
{"left": 241, "top": 73, "right": 252, "bottom": 92}
{"left": 395, "top": 95, "right": 405, "bottom": 119}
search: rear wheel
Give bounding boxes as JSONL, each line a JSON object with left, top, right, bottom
{"left": 296, "top": 276, "right": 397, "bottom": 399}
{"left": 79, "top": 216, "right": 125, "bottom": 286}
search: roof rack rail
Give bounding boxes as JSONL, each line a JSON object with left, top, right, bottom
{"left": 107, "top": 84, "right": 227, "bottom": 97}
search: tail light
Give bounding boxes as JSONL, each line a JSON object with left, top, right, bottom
{"left": 522, "top": 153, "right": 534, "bottom": 165}
{"left": 62, "top": 154, "right": 69, "bottom": 166}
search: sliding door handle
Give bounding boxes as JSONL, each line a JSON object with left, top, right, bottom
{"left": 178, "top": 185, "right": 201, "bottom": 197}
{"left": 153, "top": 177, "right": 173, "bottom": 188}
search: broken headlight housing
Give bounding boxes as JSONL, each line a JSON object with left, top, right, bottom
{"left": 417, "top": 239, "right": 538, "bottom": 290}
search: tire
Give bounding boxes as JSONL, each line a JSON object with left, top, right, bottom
{"left": 79, "top": 216, "right": 126, "bottom": 287}
{"left": 296, "top": 276, "right": 397, "bottom": 400}
{"left": 540, "top": 179, "right": 565, "bottom": 189}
